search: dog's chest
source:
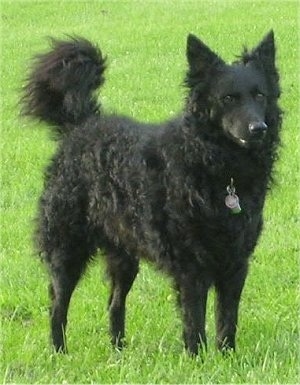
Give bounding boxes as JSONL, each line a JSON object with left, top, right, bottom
{"left": 173, "top": 183, "right": 264, "bottom": 261}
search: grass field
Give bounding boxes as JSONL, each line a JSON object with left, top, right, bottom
{"left": 1, "top": 0, "right": 299, "bottom": 383}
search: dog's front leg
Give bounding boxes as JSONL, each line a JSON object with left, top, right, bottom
{"left": 177, "top": 275, "right": 209, "bottom": 355}
{"left": 215, "top": 263, "right": 248, "bottom": 352}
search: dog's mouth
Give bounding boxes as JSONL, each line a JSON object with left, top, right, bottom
{"left": 229, "top": 133, "right": 266, "bottom": 149}
{"left": 237, "top": 138, "right": 248, "bottom": 147}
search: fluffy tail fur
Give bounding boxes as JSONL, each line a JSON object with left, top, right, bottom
{"left": 21, "top": 37, "right": 106, "bottom": 134}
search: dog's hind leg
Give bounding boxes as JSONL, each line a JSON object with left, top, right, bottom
{"left": 106, "top": 249, "right": 139, "bottom": 350}
{"left": 48, "top": 252, "right": 90, "bottom": 353}
{"left": 176, "top": 274, "right": 210, "bottom": 356}
{"left": 215, "top": 263, "right": 248, "bottom": 352}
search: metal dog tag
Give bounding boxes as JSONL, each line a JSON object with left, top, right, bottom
{"left": 225, "top": 178, "right": 242, "bottom": 214}
{"left": 225, "top": 193, "right": 241, "bottom": 214}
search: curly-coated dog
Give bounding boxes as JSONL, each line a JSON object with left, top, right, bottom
{"left": 22, "top": 30, "right": 281, "bottom": 355}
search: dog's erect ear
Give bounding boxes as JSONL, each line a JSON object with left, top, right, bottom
{"left": 244, "top": 30, "right": 279, "bottom": 96}
{"left": 251, "top": 30, "right": 276, "bottom": 66}
{"left": 186, "top": 34, "right": 225, "bottom": 75}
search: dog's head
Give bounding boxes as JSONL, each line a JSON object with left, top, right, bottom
{"left": 186, "top": 31, "right": 280, "bottom": 148}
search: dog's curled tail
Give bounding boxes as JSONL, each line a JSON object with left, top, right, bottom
{"left": 21, "top": 36, "right": 106, "bottom": 135}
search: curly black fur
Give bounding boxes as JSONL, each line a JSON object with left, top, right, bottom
{"left": 21, "top": 31, "right": 281, "bottom": 355}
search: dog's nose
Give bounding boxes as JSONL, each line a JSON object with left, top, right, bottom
{"left": 249, "top": 121, "right": 268, "bottom": 135}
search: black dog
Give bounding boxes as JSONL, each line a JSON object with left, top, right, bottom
{"left": 22, "top": 31, "right": 281, "bottom": 355}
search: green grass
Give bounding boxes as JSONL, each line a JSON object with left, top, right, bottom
{"left": 1, "top": 0, "right": 299, "bottom": 383}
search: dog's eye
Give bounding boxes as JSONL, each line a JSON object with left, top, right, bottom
{"left": 255, "top": 92, "right": 266, "bottom": 102}
{"left": 223, "top": 95, "right": 237, "bottom": 104}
